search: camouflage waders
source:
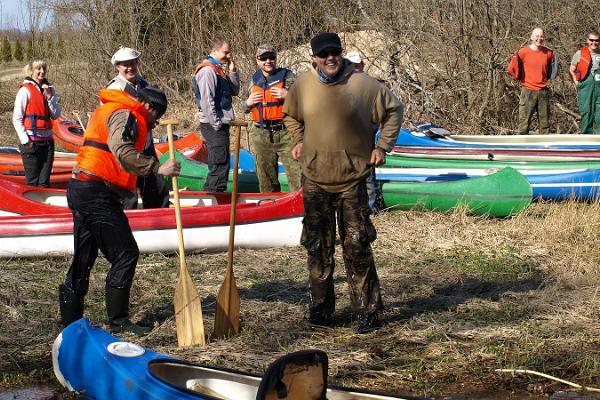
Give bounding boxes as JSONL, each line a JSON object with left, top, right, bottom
{"left": 301, "top": 176, "right": 383, "bottom": 320}
{"left": 252, "top": 126, "right": 301, "bottom": 192}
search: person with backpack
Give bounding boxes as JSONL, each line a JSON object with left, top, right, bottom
{"left": 192, "top": 37, "right": 240, "bottom": 192}
{"left": 507, "top": 27, "right": 557, "bottom": 134}
{"left": 569, "top": 32, "right": 600, "bottom": 134}
{"left": 240, "top": 44, "right": 300, "bottom": 193}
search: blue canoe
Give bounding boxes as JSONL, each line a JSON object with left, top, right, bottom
{"left": 376, "top": 167, "right": 600, "bottom": 201}
{"left": 53, "top": 319, "right": 415, "bottom": 400}
{"left": 395, "top": 128, "right": 600, "bottom": 149}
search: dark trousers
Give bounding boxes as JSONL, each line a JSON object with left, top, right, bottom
{"left": 64, "top": 179, "right": 139, "bottom": 295}
{"left": 19, "top": 140, "right": 54, "bottom": 187}
{"left": 122, "top": 140, "right": 169, "bottom": 209}
{"left": 301, "top": 176, "right": 383, "bottom": 318}
{"left": 200, "top": 122, "right": 230, "bottom": 192}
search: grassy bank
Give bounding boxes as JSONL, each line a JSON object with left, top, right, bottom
{"left": 1, "top": 201, "right": 600, "bottom": 399}
{"left": 1, "top": 72, "right": 600, "bottom": 399}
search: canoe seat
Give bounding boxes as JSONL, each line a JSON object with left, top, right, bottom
{"left": 255, "top": 350, "right": 328, "bottom": 400}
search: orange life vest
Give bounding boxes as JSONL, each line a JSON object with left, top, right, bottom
{"left": 250, "top": 68, "right": 289, "bottom": 124}
{"left": 507, "top": 50, "right": 524, "bottom": 81}
{"left": 575, "top": 46, "right": 592, "bottom": 82}
{"left": 76, "top": 89, "right": 148, "bottom": 191}
{"left": 20, "top": 81, "right": 52, "bottom": 135}
{"left": 191, "top": 58, "right": 234, "bottom": 111}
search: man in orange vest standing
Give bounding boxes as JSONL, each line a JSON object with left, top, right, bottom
{"left": 192, "top": 37, "right": 240, "bottom": 192}
{"left": 507, "top": 27, "right": 557, "bottom": 134}
{"left": 58, "top": 87, "right": 181, "bottom": 335}
{"left": 569, "top": 32, "right": 600, "bottom": 134}
{"left": 240, "top": 44, "right": 300, "bottom": 192}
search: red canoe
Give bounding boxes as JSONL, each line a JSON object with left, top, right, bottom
{"left": 51, "top": 117, "right": 207, "bottom": 161}
{"left": 0, "top": 179, "right": 304, "bottom": 257}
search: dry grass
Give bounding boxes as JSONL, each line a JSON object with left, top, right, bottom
{"left": 1, "top": 74, "right": 600, "bottom": 399}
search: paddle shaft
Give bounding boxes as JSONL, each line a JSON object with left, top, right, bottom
{"left": 166, "top": 122, "right": 186, "bottom": 267}
{"left": 214, "top": 119, "right": 247, "bottom": 337}
{"left": 163, "top": 119, "right": 206, "bottom": 346}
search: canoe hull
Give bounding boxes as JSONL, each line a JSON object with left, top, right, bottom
{"left": 397, "top": 129, "right": 600, "bottom": 148}
{"left": 0, "top": 180, "right": 304, "bottom": 257}
{"left": 381, "top": 167, "right": 532, "bottom": 217}
{"left": 376, "top": 167, "right": 600, "bottom": 201}
{"left": 53, "top": 318, "right": 412, "bottom": 400}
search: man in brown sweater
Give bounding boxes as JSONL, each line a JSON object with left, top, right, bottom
{"left": 283, "top": 32, "right": 403, "bottom": 333}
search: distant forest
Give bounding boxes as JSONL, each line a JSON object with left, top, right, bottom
{"left": 2, "top": 0, "right": 597, "bottom": 133}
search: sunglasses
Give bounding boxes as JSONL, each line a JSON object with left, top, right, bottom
{"left": 257, "top": 54, "right": 276, "bottom": 61}
{"left": 589, "top": 38, "right": 600, "bottom": 43}
{"left": 315, "top": 48, "right": 342, "bottom": 58}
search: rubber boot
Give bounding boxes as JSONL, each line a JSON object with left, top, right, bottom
{"left": 105, "top": 285, "right": 151, "bottom": 336}
{"left": 58, "top": 284, "right": 84, "bottom": 326}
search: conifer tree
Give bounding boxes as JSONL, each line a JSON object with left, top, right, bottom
{"left": 1, "top": 37, "right": 12, "bottom": 62}
{"left": 13, "top": 39, "right": 24, "bottom": 61}
{"left": 25, "top": 38, "right": 33, "bottom": 60}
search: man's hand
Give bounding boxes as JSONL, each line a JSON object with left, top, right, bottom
{"left": 369, "top": 147, "right": 386, "bottom": 166}
{"left": 270, "top": 87, "right": 288, "bottom": 100}
{"left": 246, "top": 92, "right": 262, "bottom": 107}
{"left": 157, "top": 159, "right": 181, "bottom": 177}
{"left": 292, "top": 143, "right": 303, "bottom": 160}
{"left": 228, "top": 56, "right": 237, "bottom": 73}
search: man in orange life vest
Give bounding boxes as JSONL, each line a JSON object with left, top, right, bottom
{"left": 192, "top": 37, "right": 240, "bottom": 192}
{"left": 240, "top": 44, "right": 300, "bottom": 192}
{"left": 58, "top": 87, "right": 180, "bottom": 335}
{"left": 569, "top": 32, "right": 600, "bottom": 134}
{"left": 507, "top": 27, "right": 557, "bottom": 134}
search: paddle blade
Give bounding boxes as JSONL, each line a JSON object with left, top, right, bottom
{"left": 174, "top": 265, "right": 206, "bottom": 346}
{"left": 213, "top": 269, "right": 240, "bottom": 338}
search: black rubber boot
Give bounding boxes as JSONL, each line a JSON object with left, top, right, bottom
{"left": 105, "top": 286, "right": 151, "bottom": 336}
{"left": 58, "top": 284, "right": 84, "bottom": 326}
{"left": 355, "top": 312, "right": 382, "bottom": 334}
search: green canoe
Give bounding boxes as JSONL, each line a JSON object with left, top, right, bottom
{"left": 381, "top": 167, "right": 532, "bottom": 217}
{"left": 385, "top": 154, "right": 600, "bottom": 170}
{"left": 159, "top": 151, "right": 290, "bottom": 192}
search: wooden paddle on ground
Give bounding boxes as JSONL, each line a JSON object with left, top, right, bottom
{"left": 214, "top": 120, "right": 248, "bottom": 338}
{"left": 161, "top": 119, "right": 206, "bottom": 347}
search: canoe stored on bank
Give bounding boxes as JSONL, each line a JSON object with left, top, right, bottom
{"left": 396, "top": 128, "right": 600, "bottom": 149}
{"left": 384, "top": 154, "right": 600, "bottom": 170}
{"left": 53, "top": 319, "right": 415, "bottom": 400}
{"left": 51, "top": 117, "right": 207, "bottom": 160}
{"left": 0, "top": 178, "right": 292, "bottom": 216}
{"left": 160, "top": 151, "right": 290, "bottom": 193}
{"left": 376, "top": 167, "right": 600, "bottom": 202}
{"left": 390, "top": 146, "right": 600, "bottom": 161}
{"left": 381, "top": 167, "right": 532, "bottom": 217}
{"left": 0, "top": 186, "right": 303, "bottom": 257}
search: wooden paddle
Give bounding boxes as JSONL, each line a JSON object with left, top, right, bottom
{"left": 161, "top": 119, "right": 206, "bottom": 347}
{"left": 214, "top": 120, "right": 248, "bottom": 338}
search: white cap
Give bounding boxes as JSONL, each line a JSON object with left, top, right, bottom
{"left": 345, "top": 51, "right": 362, "bottom": 64}
{"left": 111, "top": 47, "right": 141, "bottom": 66}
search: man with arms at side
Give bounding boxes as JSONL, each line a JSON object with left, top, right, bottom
{"left": 507, "top": 27, "right": 556, "bottom": 134}
{"left": 58, "top": 87, "right": 180, "bottom": 335}
{"left": 192, "top": 37, "right": 240, "bottom": 192}
{"left": 107, "top": 47, "right": 169, "bottom": 208}
{"left": 284, "top": 32, "right": 403, "bottom": 334}
{"left": 240, "top": 44, "right": 300, "bottom": 192}
{"left": 569, "top": 32, "right": 600, "bottom": 134}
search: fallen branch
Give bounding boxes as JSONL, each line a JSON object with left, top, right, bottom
{"left": 495, "top": 368, "right": 600, "bottom": 392}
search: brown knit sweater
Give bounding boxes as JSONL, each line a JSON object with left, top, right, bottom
{"left": 283, "top": 60, "right": 403, "bottom": 192}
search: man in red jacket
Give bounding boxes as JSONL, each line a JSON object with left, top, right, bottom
{"left": 507, "top": 27, "right": 557, "bottom": 134}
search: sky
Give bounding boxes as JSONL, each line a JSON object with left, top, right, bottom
{"left": 0, "top": 0, "right": 24, "bottom": 29}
